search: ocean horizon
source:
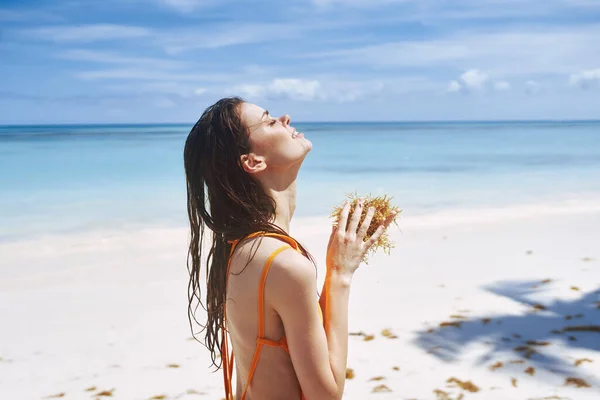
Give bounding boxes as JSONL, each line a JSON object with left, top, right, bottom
{"left": 3, "top": 119, "right": 600, "bottom": 127}
{"left": 2, "top": 120, "right": 600, "bottom": 241}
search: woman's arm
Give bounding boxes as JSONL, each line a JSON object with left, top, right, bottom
{"left": 270, "top": 252, "right": 349, "bottom": 399}
{"left": 319, "top": 279, "right": 328, "bottom": 329}
{"left": 271, "top": 201, "right": 397, "bottom": 399}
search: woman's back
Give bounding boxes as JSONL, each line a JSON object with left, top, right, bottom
{"left": 225, "top": 234, "right": 318, "bottom": 399}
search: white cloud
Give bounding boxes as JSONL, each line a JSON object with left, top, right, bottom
{"left": 158, "top": 23, "right": 304, "bottom": 53}
{"left": 233, "top": 84, "right": 265, "bottom": 98}
{"left": 234, "top": 79, "right": 322, "bottom": 101}
{"left": 460, "top": 69, "right": 489, "bottom": 89}
{"left": 157, "top": 0, "right": 213, "bottom": 12}
{"left": 327, "top": 80, "right": 385, "bottom": 102}
{"left": 446, "top": 69, "right": 489, "bottom": 93}
{"left": 312, "top": 0, "right": 403, "bottom": 7}
{"left": 76, "top": 68, "right": 231, "bottom": 82}
{"left": 102, "top": 82, "right": 210, "bottom": 98}
{"left": 525, "top": 80, "right": 541, "bottom": 94}
{"left": 25, "top": 24, "right": 151, "bottom": 43}
{"left": 154, "top": 98, "right": 176, "bottom": 108}
{"left": 59, "top": 49, "right": 187, "bottom": 69}
{"left": 569, "top": 68, "right": 600, "bottom": 88}
{"left": 0, "top": 8, "right": 61, "bottom": 22}
{"left": 270, "top": 79, "right": 321, "bottom": 101}
{"left": 494, "top": 81, "right": 511, "bottom": 91}
{"left": 312, "top": 26, "right": 600, "bottom": 77}
{"left": 447, "top": 80, "right": 461, "bottom": 92}
{"left": 232, "top": 78, "right": 388, "bottom": 102}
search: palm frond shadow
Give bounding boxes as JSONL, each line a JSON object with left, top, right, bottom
{"left": 414, "top": 280, "right": 600, "bottom": 379}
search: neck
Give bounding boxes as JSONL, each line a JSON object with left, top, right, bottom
{"left": 258, "top": 174, "right": 297, "bottom": 234}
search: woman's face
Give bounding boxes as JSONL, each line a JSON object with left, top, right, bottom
{"left": 240, "top": 102, "right": 312, "bottom": 171}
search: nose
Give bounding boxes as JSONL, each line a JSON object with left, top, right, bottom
{"left": 279, "top": 114, "right": 291, "bottom": 126}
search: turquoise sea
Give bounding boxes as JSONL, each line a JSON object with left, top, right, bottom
{"left": 1, "top": 121, "right": 600, "bottom": 241}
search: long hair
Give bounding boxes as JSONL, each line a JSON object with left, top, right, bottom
{"left": 184, "top": 97, "right": 316, "bottom": 369}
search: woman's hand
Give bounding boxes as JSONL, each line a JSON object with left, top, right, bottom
{"left": 326, "top": 198, "right": 398, "bottom": 277}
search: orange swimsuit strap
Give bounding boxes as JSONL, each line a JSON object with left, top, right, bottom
{"left": 221, "top": 231, "right": 302, "bottom": 400}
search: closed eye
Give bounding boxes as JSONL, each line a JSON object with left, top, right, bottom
{"left": 269, "top": 119, "right": 277, "bottom": 126}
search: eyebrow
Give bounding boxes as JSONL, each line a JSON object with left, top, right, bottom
{"left": 261, "top": 110, "right": 270, "bottom": 120}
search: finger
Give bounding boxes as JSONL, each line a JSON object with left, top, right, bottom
{"left": 383, "top": 210, "right": 399, "bottom": 228}
{"left": 365, "top": 224, "right": 385, "bottom": 248}
{"left": 327, "top": 224, "right": 336, "bottom": 247}
{"left": 346, "top": 198, "right": 363, "bottom": 235}
{"left": 337, "top": 201, "right": 351, "bottom": 233}
{"left": 357, "top": 206, "right": 375, "bottom": 240}
{"left": 365, "top": 210, "right": 398, "bottom": 248}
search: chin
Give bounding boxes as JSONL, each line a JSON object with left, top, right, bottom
{"left": 303, "top": 138, "right": 313, "bottom": 151}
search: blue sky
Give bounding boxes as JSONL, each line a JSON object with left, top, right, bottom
{"left": 1, "top": 0, "right": 600, "bottom": 123}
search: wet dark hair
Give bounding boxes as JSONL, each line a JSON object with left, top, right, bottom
{"left": 184, "top": 97, "right": 316, "bottom": 369}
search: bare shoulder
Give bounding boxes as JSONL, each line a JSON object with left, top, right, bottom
{"left": 261, "top": 239, "right": 317, "bottom": 301}
{"left": 230, "top": 235, "right": 313, "bottom": 277}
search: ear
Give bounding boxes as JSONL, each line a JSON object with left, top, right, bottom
{"left": 240, "top": 153, "right": 267, "bottom": 174}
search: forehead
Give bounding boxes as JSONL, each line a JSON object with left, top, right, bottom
{"left": 240, "top": 103, "right": 266, "bottom": 127}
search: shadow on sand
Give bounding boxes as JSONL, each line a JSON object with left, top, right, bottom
{"left": 414, "top": 280, "right": 600, "bottom": 380}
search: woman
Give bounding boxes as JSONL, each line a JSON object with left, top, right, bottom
{"left": 184, "top": 97, "right": 397, "bottom": 399}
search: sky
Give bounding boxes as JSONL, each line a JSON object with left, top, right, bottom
{"left": 1, "top": 0, "right": 600, "bottom": 124}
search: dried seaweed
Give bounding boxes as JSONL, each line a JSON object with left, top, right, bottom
{"left": 372, "top": 384, "right": 392, "bottom": 393}
{"left": 363, "top": 335, "right": 375, "bottom": 341}
{"left": 574, "top": 358, "right": 593, "bottom": 367}
{"left": 440, "top": 321, "right": 462, "bottom": 328}
{"left": 446, "top": 377, "right": 480, "bottom": 392}
{"left": 489, "top": 361, "right": 503, "bottom": 371}
{"left": 526, "top": 340, "right": 551, "bottom": 346}
{"left": 345, "top": 368, "right": 355, "bottom": 379}
{"left": 369, "top": 376, "right": 385, "bottom": 381}
{"left": 563, "top": 325, "right": 600, "bottom": 333}
{"left": 511, "top": 378, "right": 518, "bottom": 387}
{"left": 45, "top": 394, "right": 65, "bottom": 398}
{"left": 525, "top": 366, "right": 536, "bottom": 376}
{"left": 564, "top": 377, "right": 591, "bottom": 388}
{"left": 349, "top": 331, "right": 366, "bottom": 336}
{"left": 330, "top": 193, "right": 401, "bottom": 263}
{"left": 381, "top": 328, "right": 398, "bottom": 339}
{"left": 186, "top": 389, "right": 206, "bottom": 395}
{"left": 514, "top": 346, "right": 537, "bottom": 358}
{"left": 95, "top": 389, "right": 115, "bottom": 397}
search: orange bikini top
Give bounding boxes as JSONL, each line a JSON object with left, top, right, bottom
{"left": 221, "top": 231, "right": 323, "bottom": 400}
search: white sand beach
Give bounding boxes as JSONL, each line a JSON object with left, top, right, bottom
{"left": 1, "top": 199, "right": 599, "bottom": 400}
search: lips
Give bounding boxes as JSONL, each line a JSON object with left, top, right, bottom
{"left": 290, "top": 127, "right": 305, "bottom": 139}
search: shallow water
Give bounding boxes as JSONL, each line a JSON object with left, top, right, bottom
{"left": 1, "top": 121, "right": 599, "bottom": 240}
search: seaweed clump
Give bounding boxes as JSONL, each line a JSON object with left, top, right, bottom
{"left": 330, "top": 193, "right": 401, "bottom": 264}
